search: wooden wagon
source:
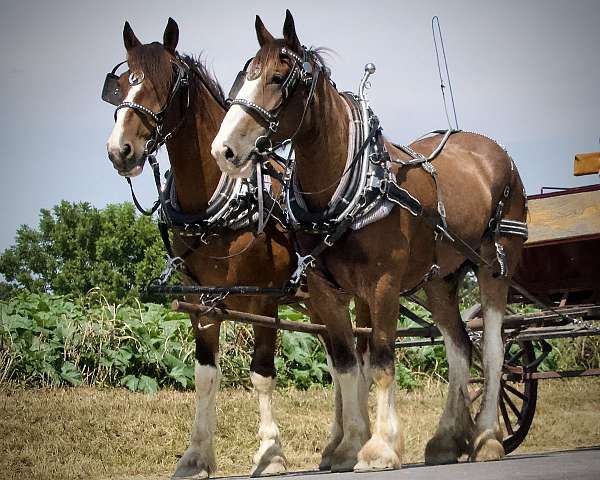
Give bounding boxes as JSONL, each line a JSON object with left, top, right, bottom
{"left": 160, "top": 153, "right": 600, "bottom": 455}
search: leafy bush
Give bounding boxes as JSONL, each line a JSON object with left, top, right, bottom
{"left": 0, "top": 291, "right": 193, "bottom": 392}
{"left": 0, "top": 292, "right": 331, "bottom": 392}
{"left": 3, "top": 291, "right": 596, "bottom": 393}
{"left": 0, "top": 201, "right": 165, "bottom": 303}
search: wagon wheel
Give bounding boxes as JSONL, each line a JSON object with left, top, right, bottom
{"left": 463, "top": 305, "right": 539, "bottom": 454}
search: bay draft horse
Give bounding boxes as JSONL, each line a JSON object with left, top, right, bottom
{"left": 212, "top": 11, "right": 527, "bottom": 472}
{"left": 105, "top": 19, "right": 293, "bottom": 478}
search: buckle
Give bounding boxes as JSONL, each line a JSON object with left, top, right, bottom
{"left": 158, "top": 256, "right": 184, "bottom": 285}
{"left": 289, "top": 253, "right": 316, "bottom": 285}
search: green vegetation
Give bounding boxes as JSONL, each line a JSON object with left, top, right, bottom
{"left": 0, "top": 201, "right": 165, "bottom": 303}
{"left": 0, "top": 200, "right": 597, "bottom": 394}
{"left": 3, "top": 291, "right": 597, "bottom": 393}
{"left": 0, "top": 291, "right": 330, "bottom": 392}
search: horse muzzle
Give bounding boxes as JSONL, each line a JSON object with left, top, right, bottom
{"left": 107, "top": 149, "right": 146, "bottom": 178}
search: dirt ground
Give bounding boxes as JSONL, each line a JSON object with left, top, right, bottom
{"left": 1, "top": 378, "right": 599, "bottom": 480}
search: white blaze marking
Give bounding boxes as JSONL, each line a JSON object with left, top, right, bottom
{"left": 211, "top": 77, "right": 262, "bottom": 168}
{"left": 106, "top": 83, "right": 143, "bottom": 152}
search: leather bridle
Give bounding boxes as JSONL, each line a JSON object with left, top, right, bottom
{"left": 226, "top": 46, "right": 322, "bottom": 158}
{"left": 102, "top": 57, "right": 191, "bottom": 156}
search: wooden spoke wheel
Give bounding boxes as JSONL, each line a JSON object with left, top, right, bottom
{"left": 464, "top": 305, "right": 539, "bottom": 454}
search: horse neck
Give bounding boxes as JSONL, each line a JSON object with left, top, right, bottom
{"left": 294, "top": 78, "right": 350, "bottom": 210}
{"left": 165, "top": 82, "right": 225, "bottom": 213}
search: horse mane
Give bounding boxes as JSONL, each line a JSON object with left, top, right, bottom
{"left": 127, "top": 43, "right": 226, "bottom": 109}
{"left": 178, "top": 53, "right": 227, "bottom": 108}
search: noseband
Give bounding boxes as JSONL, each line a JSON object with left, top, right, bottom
{"left": 102, "top": 57, "right": 190, "bottom": 155}
{"left": 227, "top": 47, "right": 322, "bottom": 157}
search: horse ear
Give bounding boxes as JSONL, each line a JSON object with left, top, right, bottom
{"left": 123, "top": 21, "right": 141, "bottom": 51}
{"left": 255, "top": 15, "right": 274, "bottom": 46}
{"left": 163, "top": 17, "right": 179, "bottom": 54}
{"left": 282, "top": 9, "right": 301, "bottom": 52}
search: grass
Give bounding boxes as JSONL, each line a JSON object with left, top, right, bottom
{"left": 1, "top": 378, "right": 599, "bottom": 480}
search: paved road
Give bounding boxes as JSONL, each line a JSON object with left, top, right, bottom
{"left": 233, "top": 448, "right": 600, "bottom": 480}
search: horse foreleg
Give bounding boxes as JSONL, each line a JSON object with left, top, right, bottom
{"left": 355, "top": 298, "right": 373, "bottom": 433}
{"left": 308, "top": 273, "right": 369, "bottom": 472}
{"left": 355, "top": 286, "right": 402, "bottom": 471}
{"left": 320, "top": 297, "right": 372, "bottom": 470}
{"left": 424, "top": 277, "right": 475, "bottom": 465}
{"left": 250, "top": 324, "right": 286, "bottom": 477}
{"left": 173, "top": 313, "right": 221, "bottom": 479}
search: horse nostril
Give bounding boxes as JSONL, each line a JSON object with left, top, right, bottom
{"left": 120, "top": 143, "right": 132, "bottom": 159}
{"left": 224, "top": 145, "right": 234, "bottom": 160}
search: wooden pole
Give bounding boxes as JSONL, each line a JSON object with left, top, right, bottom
{"left": 172, "top": 300, "right": 440, "bottom": 338}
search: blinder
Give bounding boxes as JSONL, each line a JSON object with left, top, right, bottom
{"left": 101, "top": 60, "right": 127, "bottom": 106}
{"left": 102, "top": 56, "right": 190, "bottom": 156}
{"left": 227, "top": 58, "right": 254, "bottom": 103}
{"left": 226, "top": 50, "right": 314, "bottom": 106}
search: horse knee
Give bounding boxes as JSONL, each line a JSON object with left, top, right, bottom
{"left": 251, "top": 347, "right": 276, "bottom": 378}
{"left": 369, "top": 341, "right": 395, "bottom": 374}
{"left": 330, "top": 338, "right": 358, "bottom": 372}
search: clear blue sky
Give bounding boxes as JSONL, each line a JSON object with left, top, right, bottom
{"left": 0, "top": 0, "right": 598, "bottom": 250}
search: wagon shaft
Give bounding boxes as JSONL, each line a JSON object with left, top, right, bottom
{"left": 172, "top": 300, "right": 441, "bottom": 338}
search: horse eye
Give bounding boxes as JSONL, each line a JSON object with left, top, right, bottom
{"left": 128, "top": 71, "right": 144, "bottom": 86}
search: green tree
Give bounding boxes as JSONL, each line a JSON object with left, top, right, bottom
{"left": 0, "top": 201, "right": 165, "bottom": 303}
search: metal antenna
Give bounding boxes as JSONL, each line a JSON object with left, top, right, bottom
{"left": 432, "top": 16, "right": 459, "bottom": 130}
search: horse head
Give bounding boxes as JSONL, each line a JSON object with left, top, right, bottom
{"left": 105, "top": 18, "right": 183, "bottom": 177}
{"left": 212, "top": 10, "right": 320, "bottom": 178}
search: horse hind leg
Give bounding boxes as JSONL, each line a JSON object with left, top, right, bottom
{"left": 249, "top": 322, "right": 287, "bottom": 477}
{"left": 470, "top": 237, "right": 518, "bottom": 462}
{"left": 318, "top": 351, "right": 344, "bottom": 470}
{"left": 173, "top": 313, "right": 221, "bottom": 479}
{"left": 424, "top": 275, "right": 475, "bottom": 465}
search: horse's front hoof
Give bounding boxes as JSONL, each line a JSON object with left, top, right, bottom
{"left": 172, "top": 466, "right": 209, "bottom": 480}
{"left": 329, "top": 438, "right": 363, "bottom": 472}
{"left": 354, "top": 435, "right": 401, "bottom": 472}
{"left": 425, "top": 433, "right": 462, "bottom": 465}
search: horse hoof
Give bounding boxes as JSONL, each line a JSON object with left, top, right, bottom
{"left": 470, "top": 431, "right": 505, "bottom": 462}
{"left": 172, "top": 448, "right": 214, "bottom": 479}
{"left": 171, "top": 466, "right": 209, "bottom": 480}
{"left": 329, "top": 437, "right": 363, "bottom": 472}
{"left": 250, "top": 456, "right": 287, "bottom": 477}
{"left": 330, "top": 458, "right": 357, "bottom": 473}
{"left": 425, "top": 433, "right": 461, "bottom": 465}
{"left": 355, "top": 436, "right": 401, "bottom": 472}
